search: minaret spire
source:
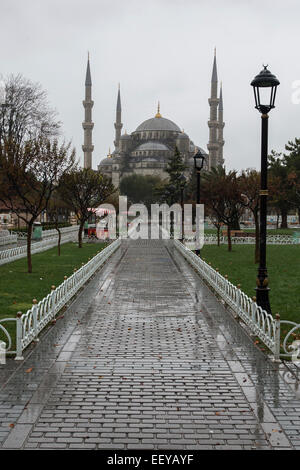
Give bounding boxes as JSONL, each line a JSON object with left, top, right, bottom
{"left": 82, "top": 54, "right": 94, "bottom": 169}
{"left": 207, "top": 48, "right": 219, "bottom": 169}
{"left": 217, "top": 82, "right": 225, "bottom": 166}
{"left": 114, "top": 84, "right": 123, "bottom": 151}
{"left": 155, "top": 101, "right": 162, "bottom": 118}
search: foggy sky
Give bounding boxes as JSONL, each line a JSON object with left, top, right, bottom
{"left": 1, "top": 0, "right": 300, "bottom": 171}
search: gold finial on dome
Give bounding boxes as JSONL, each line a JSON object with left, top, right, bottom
{"left": 107, "top": 147, "right": 112, "bottom": 158}
{"left": 155, "top": 101, "right": 162, "bottom": 118}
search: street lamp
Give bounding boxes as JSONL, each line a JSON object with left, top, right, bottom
{"left": 193, "top": 150, "right": 206, "bottom": 256}
{"left": 179, "top": 174, "right": 187, "bottom": 241}
{"left": 251, "top": 65, "right": 280, "bottom": 314}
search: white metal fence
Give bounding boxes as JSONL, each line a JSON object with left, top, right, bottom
{"left": 194, "top": 235, "right": 300, "bottom": 245}
{"left": 41, "top": 226, "right": 79, "bottom": 239}
{"left": 175, "top": 240, "right": 300, "bottom": 362}
{"left": 0, "top": 229, "right": 79, "bottom": 266}
{"left": 14, "top": 225, "right": 78, "bottom": 240}
{"left": 0, "top": 233, "right": 17, "bottom": 246}
{"left": 174, "top": 240, "right": 281, "bottom": 360}
{"left": 0, "top": 238, "right": 121, "bottom": 360}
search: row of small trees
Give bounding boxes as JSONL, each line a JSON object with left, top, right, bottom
{"left": 119, "top": 143, "right": 300, "bottom": 262}
{"left": 0, "top": 74, "right": 115, "bottom": 273}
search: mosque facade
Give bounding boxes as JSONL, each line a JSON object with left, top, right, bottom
{"left": 82, "top": 51, "right": 224, "bottom": 188}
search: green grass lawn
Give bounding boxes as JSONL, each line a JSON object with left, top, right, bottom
{"left": 0, "top": 242, "right": 107, "bottom": 348}
{"left": 201, "top": 244, "right": 300, "bottom": 324}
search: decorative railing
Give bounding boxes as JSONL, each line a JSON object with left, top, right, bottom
{"left": 0, "top": 238, "right": 121, "bottom": 360}
{"left": 0, "top": 234, "right": 18, "bottom": 246}
{"left": 184, "top": 235, "right": 300, "bottom": 245}
{"left": 15, "top": 225, "right": 78, "bottom": 240}
{"left": 279, "top": 321, "right": 300, "bottom": 361}
{"left": 175, "top": 240, "right": 300, "bottom": 362}
{"left": 174, "top": 240, "right": 281, "bottom": 360}
{"left": 0, "top": 232, "right": 78, "bottom": 266}
{"left": 41, "top": 226, "right": 79, "bottom": 239}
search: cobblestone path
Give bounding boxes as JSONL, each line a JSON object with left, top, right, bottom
{"left": 0, "top": 240, "right": 299, "bottom": 449}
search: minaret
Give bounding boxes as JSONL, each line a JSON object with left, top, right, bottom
{"left": 207, "top": 48, "right": 219, "bottom": 169}
{"left": 114, "top": 84, "right": 123, "bottom": 151}
{"left": 217, "top": 83, "right": 225, "bottom": 166}
{"left": 82, "top": 54, "right": 94, "bottom": 169}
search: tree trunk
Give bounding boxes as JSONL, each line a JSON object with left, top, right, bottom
{"left": 227, "top": 224, "right": 232, "bottom": 252}
{"left": 254, "top": 209, "right": 260, "bottom": 264}
{"left": 280, "top": 209, "right": 288, "bottom": 229}
{"left": 231, "top": 214, "right": 240, "bottom": 230}
{"left": 78, "top": 221, "right": 84, "bottom": 248}
{"left": 217, "top": 225, "right": 220, "bottom": 246}
{"left": 27, "top": 219, "right": 34, "bottom": 273}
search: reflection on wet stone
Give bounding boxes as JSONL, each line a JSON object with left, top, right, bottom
{"left": 0, "top": 239, "right": 299, "bottom": 449}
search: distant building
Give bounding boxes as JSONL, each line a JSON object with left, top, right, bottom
{"left": 82, "top": 51, "right": 225, "bottom": 186}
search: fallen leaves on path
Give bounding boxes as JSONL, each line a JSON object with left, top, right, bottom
{"left": 25, "top": 367, "right": 33, "bottom": 373}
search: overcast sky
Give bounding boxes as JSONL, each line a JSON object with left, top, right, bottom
{"left": 1, "top": 0, "right": 300, "bottom": 171}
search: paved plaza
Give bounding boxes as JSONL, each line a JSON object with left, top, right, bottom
{"left": 0, "top": 239, "right": 299, "bottom": 450}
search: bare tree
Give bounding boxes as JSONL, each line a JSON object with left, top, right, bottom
{"left": 59, "top": 169, "right": 115, "bottom": 248}
{"left": 0, "top": 137, "right": 76, "bottom": 272}
{"left": 203, "top": 167, "right": 244, "bottom": 252}
{"left": 207, "top": 207, "right": 223, "bottom": 246}
{"left": 0, "top": 74, "right": 60, "bottom": 145}
{"left": 239, "top": 169, "right": 260, "bottom": 263}
{"left": 46, "top": 190, "right": 71, "bottom": 256}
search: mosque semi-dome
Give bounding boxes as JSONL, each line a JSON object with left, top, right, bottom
{"left": 177, "top": 132, "right": 189, "bottom": 140}
{"left": 99, "top": 157, "right": 113, "bottom": 166}
{"left": 136, "top": 141, "right": 169, "bottom": 151}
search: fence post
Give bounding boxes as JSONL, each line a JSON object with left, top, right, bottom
{"left": 0, "top": 340, "right": 6, "bottom": 365}
{"left": 50, "top": 286, "right": 56, "bottom": 319}
{"left": 32, "top": 299, "right": 39, "bottom": 342}
{"left": 274, "top": 314, "right": 281, "bottom": 362}
{"left": 235, "top": 286, "right": 241, "bottom": 321}
{"left": 15, "top": 312, "right": 24, "bottom": 360}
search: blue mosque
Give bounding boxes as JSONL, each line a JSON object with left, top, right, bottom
{"left": 82, "top": 51, "right": 225, "bottom": 187}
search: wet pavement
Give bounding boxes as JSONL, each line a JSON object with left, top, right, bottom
{"left": 0, "top": 239, "right": 299, "bottom": 450}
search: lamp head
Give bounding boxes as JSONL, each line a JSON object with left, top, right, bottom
{"left": 251, "top": 65, "right": 280, "bottom": 114}
{"left": 194, "top": 150, "right": 206, "bottom": 171}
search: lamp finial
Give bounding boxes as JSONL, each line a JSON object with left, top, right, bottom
{"left": 155, "top": 101, "right": 162, "bottom": 118}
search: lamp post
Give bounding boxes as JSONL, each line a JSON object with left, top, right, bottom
{"left": 179, "top": 174, "right": 187, "bottom": 242}
{"left": 193, "top": 150, "right": 206, "bottom": 256}
{"left": 251, "top": 65, "right": 280, "bottom": 314}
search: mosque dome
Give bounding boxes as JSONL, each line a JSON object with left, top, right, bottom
{"left": 136, "top": 117, "right": 181, "bottom": 133}
{"left": 135, "top": 103, "right": 181, "bottom": 133}
{"left": 120, "top": 133, "right": 131, "bottom": 140}
{"left": 99, "top": 157, "right": 113, "bottom": 166}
